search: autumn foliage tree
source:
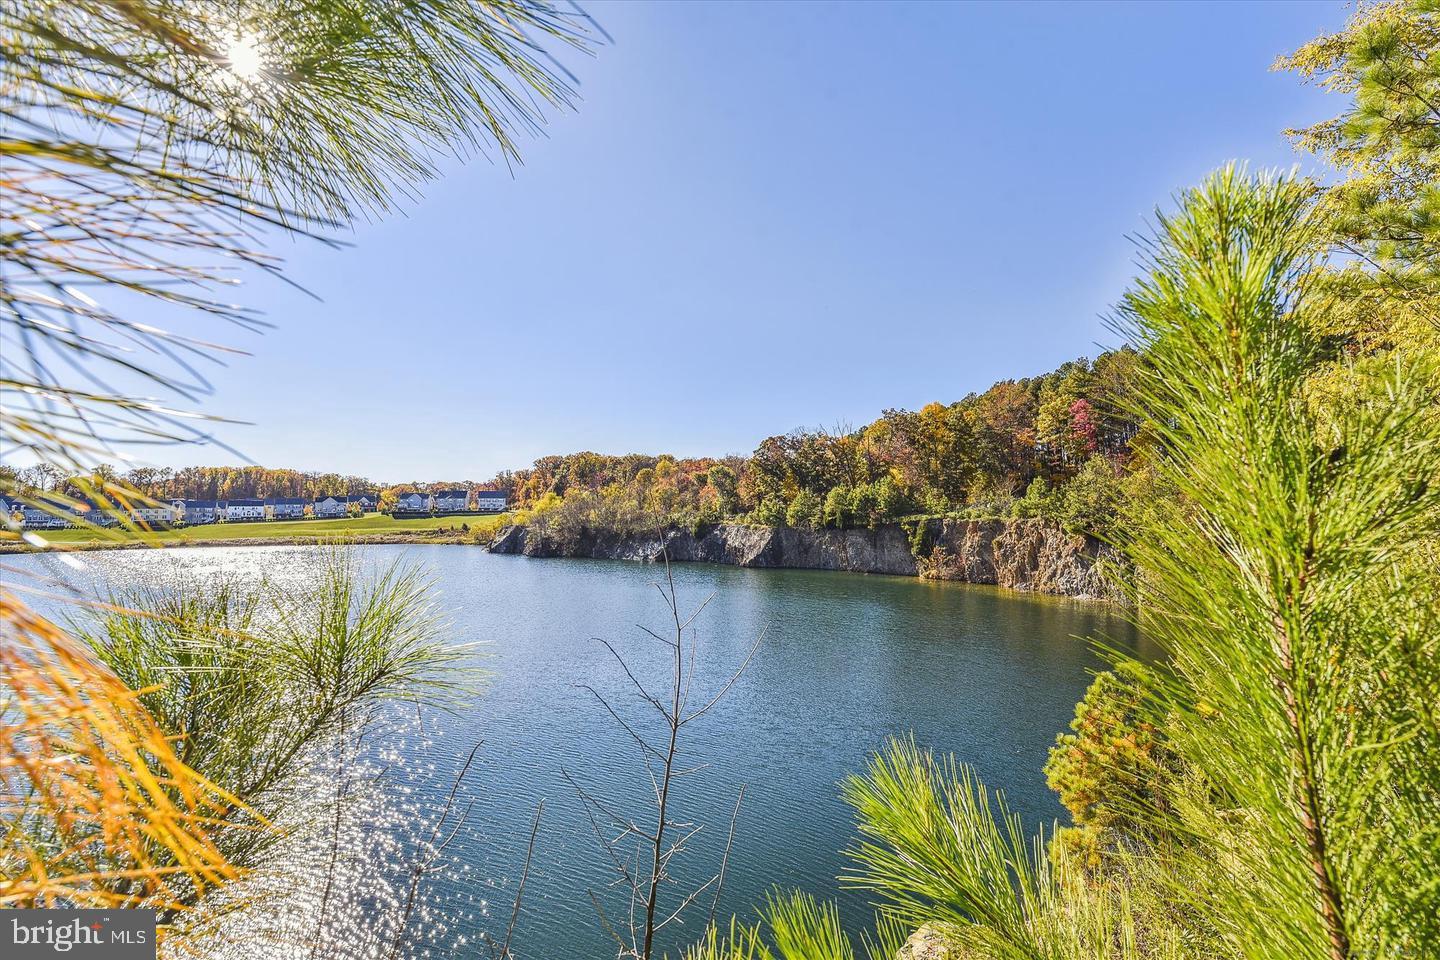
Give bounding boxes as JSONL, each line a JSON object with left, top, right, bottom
{"left": 499, "top": 348, "right": 1146, "bottom": 539}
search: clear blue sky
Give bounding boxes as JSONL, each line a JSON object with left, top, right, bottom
{"left": 156, "top": 0, "right": 1348, "bottom": 483}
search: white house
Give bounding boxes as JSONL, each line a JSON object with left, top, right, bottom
{"left": 432, "top": 489, "right": 469, "bottom": 513}
{"left": 128, "top": 502, "right": 175, "bottom": 526}
{"left": 174, "top": 499, "right": 220, "bottom": 524}
{"left": 475, "top": 490, "right": 508, "bottom": 513}
{"left": 267, "top": 497, "right": 307, "bottom": 519}
{"left": 14, "top": 496, "right": 127, "bottom": 528}
{"left": 1, "top": 498, "right": 59, "bottom": 527}
{"left": 75, "top": 501, "right": 115, "bottom": 526}
{"left": 14, "top": 495, "right": 77, "bottom": 528}
{"left": 312, "top": 496, "right": 346, "bottom": 519}
{"left": 20, "top": 502, "right": 65, "bottom": 529}
{"left": 225, "top": 498, "right": 265, "bottom": 522}
{"left": 394, "top": 492, "right": 431, "bottom": 514}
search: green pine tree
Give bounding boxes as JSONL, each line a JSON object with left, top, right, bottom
{"left": 688, "top": 166, "right": 1440, "bottom": 960}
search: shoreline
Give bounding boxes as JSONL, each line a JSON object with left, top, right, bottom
{"left": 488, "top": 519, "right": 1126, "bottom": 601}
{"left": 2, "top": 520, "right": 1125, "bottom": 604}
{"left": 0, "top": 531, "right": 484, "bottom": 554}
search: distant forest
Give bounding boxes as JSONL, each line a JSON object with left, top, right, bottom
{"left": 495, "top": 348, "right": 1145, "bottom": 539}
{"left": 0, "top": 463, "right": 493, "bottom": 513}
{"left": 0, "top": 332, "right": 1377, "bottom": 541}
{"left": 1, "top": 348, "right": 1141, "bottom": 533}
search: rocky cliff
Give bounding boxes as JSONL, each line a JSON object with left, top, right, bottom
{"left": 487, "top": 517, "right": 1122, "bottom": 600}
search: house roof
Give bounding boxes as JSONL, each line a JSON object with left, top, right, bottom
{"left": 175, "top": 499, "right": 219, "bottom": 508}
{"left": 19, "top": 498, "right": 103, "bottom": 514}
{"left": 313, "top": 495, "right": 344, "bottom": 503}
{"left": 228, "top": 498, "right": 264, "bottom": 507}
{"left": 15, "top": 497, "right": 114, "bottom": 514}
{"left": 433, "top": 489, "right": 468, "bottom": 499}
{"left": 476, "top": 490, "right": 507, "bottom": 499}
{"left": 266, "top": 497, "right": 307, "bottom": 505}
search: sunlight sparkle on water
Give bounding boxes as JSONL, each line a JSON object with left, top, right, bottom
{"left": 167, "top": 711, "right": 503, "bottom": 960}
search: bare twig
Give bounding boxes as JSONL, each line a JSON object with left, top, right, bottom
{"left": 707, "top": 785, "right": 746, "bottom": 930}
{"left": 310, "top": 711, "right": 355, "bottom": 960}
{"left": 570, "top": 552, "right": 760, "bottom": 959}
{"left": 499, "top": 802, "right": 544, "bottom": 958}
{"left": 477, "top": 800, "right": 545, "bottom": 960}
{"left": 382, "top": 741, "right": 484, "bottom": 960}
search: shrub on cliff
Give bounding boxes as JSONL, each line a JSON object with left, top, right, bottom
{"left": 822, "top": 485, "right": 854, "bottom": 528}
{"left": 875, "top": 476, "right": 918, "bottom": 524}
{"left": 785, "top": 490, "right": 823, "bottom": 530}
{"left": 1057, "top": 456, "right": 1125, "bottom": 540}
{"left": 751, "top": 495, "right": 788, "bottom": 528}
{"left": 1044, "top": 662, "right": 1179, "bottom": 868}
{"left": 1013, "top": 458, "right": 1125, "bottom": 541}
{"left": 1011, "top": 477, "right": 1062, "bottom": 524}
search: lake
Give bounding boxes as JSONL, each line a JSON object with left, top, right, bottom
{"left": 7, "top": 544, "right": 1145, "bottom": 958}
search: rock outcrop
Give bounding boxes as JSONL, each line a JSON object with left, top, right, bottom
{"left": 894, "top": 923, "right": 975, "bottom": 960}
{"left": 915, "top": 517, "right": 1119, "bottom": 598}
{"left": 487, "top": 517, "right": 1123, "bottom": 600}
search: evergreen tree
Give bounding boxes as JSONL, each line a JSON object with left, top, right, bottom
{"left": 1, "top": 0, "right": 594, "bottom": 509}
{"left": 1117, "top": 165, "right": 1440, "bottom": 960}
{"left": 1277, "top": 0, "right": 1440, "bottom": 356}
{"left": 689, "top": 167, "right": 1440, "bottom": 960}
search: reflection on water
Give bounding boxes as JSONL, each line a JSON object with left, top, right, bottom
{"left": 8, "top": 545, "right": 1147, "bottom": 959}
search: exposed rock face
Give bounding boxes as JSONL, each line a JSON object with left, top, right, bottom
{"left": 489, "top": 521, "right": 916, "bottom": 573}
{"left": 894, "top": 923, "right": 975, "bottom": 960}
{"left": 488, "top": 517, "right": 1123, "bottom": 600}
{"left": 917, "top": 517, "right": 1119, "bottom": 599}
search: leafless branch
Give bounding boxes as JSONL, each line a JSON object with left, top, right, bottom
{"left": 477, "top": 800, "right": 544, "bottom": 960}
{"left": 590, "top": 638, "right": 672, "bottom": 721}
{"left": 683, "top": 625, "right": 767, "bottom": 726}
{"left": 707, "top": 786, "right": 746, "bottom": 930}
{"left": 569, "top": 552, "right": 762, "bottom": 959}
{"left": 575, "top": 682, "right": 665, "bottom": 760}
{"left": 383, "top": 741, "right": 483, "bottom": 960}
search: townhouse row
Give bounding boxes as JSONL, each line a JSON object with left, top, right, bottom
{"left": 169, "top": 493, "right": 379, "bottom": 524}
{"left": 3, "top": 489, "right": 509, "bottom": 529}
{"left": 392, "top": 489, "right": 508, "bottom": 515}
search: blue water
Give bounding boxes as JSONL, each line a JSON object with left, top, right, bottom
{"left": 6, "top": 545, "right": 1145, "bottom": 958}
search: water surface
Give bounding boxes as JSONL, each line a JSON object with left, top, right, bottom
{"left": 8, "top": 545, "right": 1145, "bottom": 958}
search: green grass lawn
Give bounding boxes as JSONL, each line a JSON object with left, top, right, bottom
{"left": 35, "top": 512, "right": 512, "bottom": 545}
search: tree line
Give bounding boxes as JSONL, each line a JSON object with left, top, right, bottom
{"left": 499, "top": 348, "right": 1147, "bottom": 541}
{"left": 0, "top": 463, "right": 509, "bottom": 513}
{"left": 5, "top": 344, "right": 1142, "bottom": 537}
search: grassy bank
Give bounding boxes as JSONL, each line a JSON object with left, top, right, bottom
{"left": 8, "top": 512, "right": 513, "bottom": 551}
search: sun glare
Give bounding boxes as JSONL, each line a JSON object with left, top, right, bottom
{"left": 223, "top": 32, "right": 264, "bottom": 80}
